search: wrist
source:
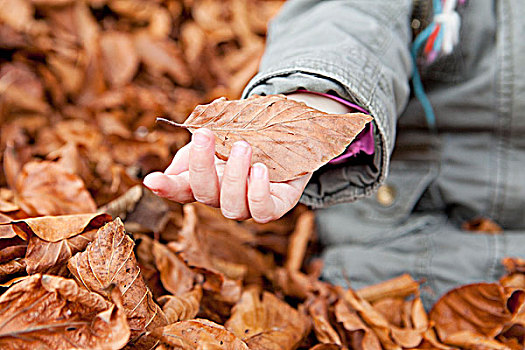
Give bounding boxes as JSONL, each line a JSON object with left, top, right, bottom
{"left": 286, "top": 92, "right": 352, "bottom": 114}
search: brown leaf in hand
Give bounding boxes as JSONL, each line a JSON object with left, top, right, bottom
{"left": 226, "top": 289, "right": 311, "bottom": 350}
{"left": 151, "top": 318, "right": 249, "bottom": 350}
{"left": 152, "top": 239, "right": 196, "bottom": 296}
{"left": 0, "top": 274, "right": 130, "bottom": 350}
{"left": 14, "top": 160, "right": 97, "bottom": 216}
{"left": 429, "top": 283, "right": 525, "bottom": 342}
{"left": 68, "top": 218, "right": 167, "bottom": 347}
{"left": 160, "top": 94, "right": 373, "bottom": 182}
{"left": 158, "top": 286, "right": 202, "bottom": 323}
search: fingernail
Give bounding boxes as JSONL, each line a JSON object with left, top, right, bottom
{"left": 231, "top": 141, "right": 250, "bottom": 156}
{"left": 252, "top": 163, "right": 266, "bottom": 179}
{"left": 193, "top": 132, "right": 209, "bottom": 147}
{"left": 143, "top": 174, "right": 156, "bottom": 189}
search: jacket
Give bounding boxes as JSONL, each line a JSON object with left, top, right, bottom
{"left": 242, "top": 0, "right": 525, "bottom": 305}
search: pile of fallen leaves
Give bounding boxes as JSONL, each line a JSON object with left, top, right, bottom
{"left": 1, "top": 0, "right": 525, "bottom": 349}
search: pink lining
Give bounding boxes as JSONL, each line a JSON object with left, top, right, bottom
{"left": 294, "top": 90, "right": 375, "bottom": 164}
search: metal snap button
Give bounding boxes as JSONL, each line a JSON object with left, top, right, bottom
{"left": 376, "top": 184, "right": 396, "bottom": 207}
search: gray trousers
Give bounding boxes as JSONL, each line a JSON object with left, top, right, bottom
{"left": 316, "top": 160, "right": 525, "bottom": 309}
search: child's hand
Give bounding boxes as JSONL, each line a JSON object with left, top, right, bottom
{"left": 143, "top": 128, "right": 312, "bottom": 223}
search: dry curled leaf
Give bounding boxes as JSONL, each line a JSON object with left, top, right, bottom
{"left": 100, "top": 31, "right": 139, "bottom": 87}
{"left": 134, "top": 30, "right": 192, "bottom": 87}
{"left": 443, "top": 330, "right": 510, "bottom": 349}
{"left": 226, "top": 289, "right": 311, "bottom": 350}
{"left": 307, "top": 296, "right": 342, "bottom": 345}
{"left": 429, "top": 283, "right": 525, "bottom": 342}
{"left": 502, "top": 257, "right": 525, "bottom": 275}
{"left": 309, "top": 344, "right": 344, "bottom": 350}
{"left": 151, "top": 318, "right": 249, "bottom": 350}
{"left": 285, "top": 210, "right": 315, "bottom": 272}
{"left": 14, "top": 160, "right": 97, "bottom": 216}
{"left": 334, "top": 298, "right": 382, "bottom": 350}
{"left": 462, "top": 217, "right": 503, "bottom": 234}
{"left": 0, "top": 258, "right": 26, "bottom": 281}
{"left": 158, "top": 286, "right": 203, "bottom": 323}
{"left": 0, "top": 237, "right": 26, "bottom": 264}
{"left": 160, "top": 94, "right": 373, "bottom": 182}
{"left": 357, "top": 274, "right": 420, "bottom": 303}
{"left": 152, "top": 239, "right": 196, "bottom": 296}
{"left": 6, "top": 213, "right": 111, "bottom": 241}
{"left": 24, "top": 229, "right": 97, "bottom": 274}
{"left": 0, "top": 274, "right": 130, "bottom": 350}
{"left": 68, "top": 218, "right": 167, "bottom": 348}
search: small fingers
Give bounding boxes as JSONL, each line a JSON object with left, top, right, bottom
{"left": 164, "top": 143, "right": 191, "bottom": 175}
{"left": 143, "top": 171, "right": 194, "bottom": 203}
{"left": 220, "top": 141, "right": 252, "bottom": 220}
{"left": 189, "top": 128, "right": 220, "bottom": 207}
{"left": 247, "top": 163, "right": 276, "bottom": 223}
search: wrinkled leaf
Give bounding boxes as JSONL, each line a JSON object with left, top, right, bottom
{"left": 0, "top": 274, "right": 129, "bottom": 350}
{"left": 6, "top": 213, "right": 111, "bottom": 241}
{"left": 0, "top": 258, "right": 26, "bottom": 281}
{"left": 307, "top": 296, "right": 342, "bottom": 345}
{"left": 462, "top": 217, "right": 503, "bottom": 234}
{"left": 158, "top": 286, "right": 202, "bottom": 323}
{"left": 430, "top": 283, "right": 525, "bottom": 341}
{"left": 226, "top": 289, "right": 310, "bottom": 350}
{"left": 24, "top": 228, "right": 97, "bottom": 274}
{"left": 357, "top": 274, "right": 420, "bottom": 303}
{"left": 444, "top": 330, "right": 510, "bottom": 349}
{"left": 14, "top": 160, "right": 97, "bottom": 216}
{"left": 68, "top": 218, "right": 167, "bottom": 347}
{"left": 134, "top": 30, "right": 192, "bottom": 86}
{"left": 285, "top": 210, "right": 315, "bottom": 272}
{"left": 334, "top": 298, "right": 382, "bottom": 350}
{"left": 151, "top": 318, "right": 249, "bottom": 350}
{"left": 159, "top": 94, "right": 373, "bottom": 182}
{"left": 0, "top": 236, "right": 27, "bottom": 264}
{"left": 0, "top": 213, "right": 17, "bottom": 239}
{"left": 152, "top": 239, "right": 195, "bottom": 296}
{"left": 100, "top": 31, "right": 139, "bottom": 87}
{"left": 101, "top": 185, "right": 171, "bottom": 233}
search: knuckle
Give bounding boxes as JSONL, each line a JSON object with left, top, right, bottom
{"left": 249, "top": 193, "right": 267, "bottom": 206}
{"left": 190, "top": 162, "right": 209, "bottom": 174}
{"left": 222, "top": 173, "right": 243, "bottom": 186}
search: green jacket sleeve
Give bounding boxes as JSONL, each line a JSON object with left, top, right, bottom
{"left": 242, "top": 0, "right": 414, "bottom": 208}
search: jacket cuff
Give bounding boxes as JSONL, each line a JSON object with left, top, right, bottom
{"left": 242, "top": 60, "right": 392, "bottom": 208}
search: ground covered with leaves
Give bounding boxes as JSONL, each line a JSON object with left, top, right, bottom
{"left": 1, "top": 0, "right": 525, "bottom": 349}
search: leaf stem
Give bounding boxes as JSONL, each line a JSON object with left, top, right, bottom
{"left": 156, "top": 117, "right": 186, "bottom": 128}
